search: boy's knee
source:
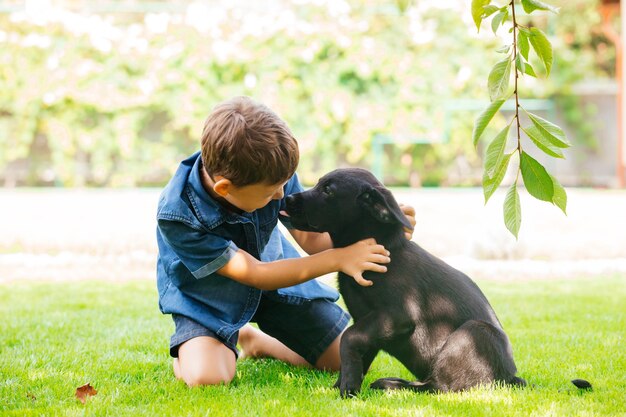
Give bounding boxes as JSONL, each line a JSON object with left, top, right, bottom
{"left": 176, "top": 335, "right": 237, "bottom": 387}
{"left": 183, "top": 365, "right": 235, "bottom": 387}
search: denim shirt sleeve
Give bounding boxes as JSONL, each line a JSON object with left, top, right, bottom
{"left": 278, "top": 173, "right": 305, "bottom": 229}
{"left": 158, "top": 219, "right": 238, "bottom": 279}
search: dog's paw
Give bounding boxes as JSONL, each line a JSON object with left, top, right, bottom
{"left": 370, "top": 377, "right": 432, "bottom": 392}
{"left": 370, "top": 377, "right": 410, "bottom": 390}
{"left": 340, "top": 387, "right": 359, "bottom": 399}
{"left": 339, "top": 378, "right": 361, "bottom": 399}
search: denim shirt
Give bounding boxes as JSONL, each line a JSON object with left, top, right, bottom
{"left": 156, "top": 152, "right": 339, "bottom": 347}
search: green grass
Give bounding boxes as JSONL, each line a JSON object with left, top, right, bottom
{"left": 1, "top": 276, "right": 625, "bottom": 417}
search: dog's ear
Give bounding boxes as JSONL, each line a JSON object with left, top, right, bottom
{"left": 357, "top": 186, "right": 413, "bottom": 230}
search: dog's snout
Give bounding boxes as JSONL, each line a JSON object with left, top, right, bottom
{"left": 285, "top": 194, "right": 301, "bottom": 215}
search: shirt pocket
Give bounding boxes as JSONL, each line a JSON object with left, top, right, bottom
{"left": 166, "top": 257, "right": 197, "bottom": 288}
{"left": 258, "top": 216, "right": 279, "bottom": 254}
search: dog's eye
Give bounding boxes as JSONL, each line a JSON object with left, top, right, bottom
{"left": 322, "top": 184, "right": 333, "bottom": 196}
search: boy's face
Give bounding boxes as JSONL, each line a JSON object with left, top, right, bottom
{"left": 222, "top": 180, "right": 287, "bottom": 213}
{"left": 201, "top": 168, "right": 287, "bottom": 213}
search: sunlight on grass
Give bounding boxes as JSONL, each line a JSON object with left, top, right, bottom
{"left": 1, "top": 276, "right": 624, "bottom": 416}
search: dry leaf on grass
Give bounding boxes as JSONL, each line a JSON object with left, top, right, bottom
{"left": 75, "top": 383, "right": 97, "bottom": 403}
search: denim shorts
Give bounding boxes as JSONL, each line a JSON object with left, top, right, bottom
{"left": 169, "top": 294, "right": 351, "bottom": 365}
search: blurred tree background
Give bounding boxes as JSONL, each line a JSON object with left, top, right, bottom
{"left": 0, "top": 0, "right": 616, "bottom": 187}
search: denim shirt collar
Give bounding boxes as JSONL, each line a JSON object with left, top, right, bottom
{"left": 186, "top": 152, "right": 253, "bottom": 229}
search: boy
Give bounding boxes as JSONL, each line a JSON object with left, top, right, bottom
{"left": 156, "top": 96, "right": 416, "bottom": 386}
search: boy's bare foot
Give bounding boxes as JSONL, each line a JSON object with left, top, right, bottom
{"left": 238, "top": 324, "right": 310, "bottom": 367}
{"left": 173, "top": 358, "right": 182, "bottom": 380}
{"left": 238, "top": 324, "right": 265, "bottom": 359}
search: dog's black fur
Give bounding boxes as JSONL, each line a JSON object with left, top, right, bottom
{"left": 285, "top": 168, "right": 526, "bottom": 398}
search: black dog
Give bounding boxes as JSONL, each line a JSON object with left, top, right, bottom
{"left": 285, "top": 168, "right": 526, "bottom": 398}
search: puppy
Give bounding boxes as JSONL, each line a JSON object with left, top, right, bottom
{"left": 285, "top": 168, "right": 526, "bottom": 398}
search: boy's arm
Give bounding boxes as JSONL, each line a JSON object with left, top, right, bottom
{"left": 217, "top": 238, "right": 390, "bottom": 290}
{"left": 287, "top": 229, "right": 333, "bottom": 254}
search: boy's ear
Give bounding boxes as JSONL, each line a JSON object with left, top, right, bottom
{"left": 213, "top": 177, "right": 232, "bottom": 197}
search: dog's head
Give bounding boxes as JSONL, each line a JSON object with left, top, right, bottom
{"left": 285, "top": 168, "right": 413, "bottom": 247}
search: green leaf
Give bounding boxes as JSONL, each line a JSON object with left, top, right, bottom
{"left": 484, "top": 152, "right": 513, "bottom": 204}
{"left": 515, "top": 54, "right": 526, "bottom": 75}
{"left": 518, "top": 30, "right": 530, "bottom": 60}
{"left": 473, "top": 99, "right": 506, "bottom": 147}
{"left": 491, "top": 11, "right": 503, "bottom": 34}
{"left": 496, "top": 45, "right": 511, "bottom": 54}
{"left": 550, "top": 174, "right": 567, "bottom": 214}
{"left": 524, "top": 62, "right": 537, "bottom": 77}
{"left": 520, "top": 151, "right": 554, "bottom": 202}
{"left": 484, "top": 123, "right": 511, "bottom": 178}
{"left": 528, "top": 27, "right": 553, "bottom": 76}
{"left": 491, "top": 10, "right": 507, "bottom": 34}
{"left": 503, "top": 182, "right": 522, "bottom": 239}
{"left": 525, "top": 111, "right": 571, "bottom": 148}
{"left": 488, "top": 58, "right": 512, "bottom": 101}
{"left": 483, "top": 4, "right": 500, "bottom": 18}
{"left": 523, "top": 125, "right": 564, "bottom": 158}
{"left": 521, "top": 0, "right": 559, "bottom": 14}
{"left": 472, "top": 0, "right": 491, "bottom": 31}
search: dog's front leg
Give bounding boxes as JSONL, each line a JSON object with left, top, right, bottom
{"left": 333, "top": 348, "right": 377, "bottom": 392}
{"left": 339, "top": 312, "right": 412, "bottom": 398}
{"left": 339, "top": 328, "right": 373, "bottom": 398}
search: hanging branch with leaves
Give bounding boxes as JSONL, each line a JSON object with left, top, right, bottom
{"left": 471, "top": 0, "right": 570, "bottom": 238}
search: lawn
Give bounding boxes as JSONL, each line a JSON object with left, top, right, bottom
{"left": 1, "top": 276, "right": 625, "bottom": 417}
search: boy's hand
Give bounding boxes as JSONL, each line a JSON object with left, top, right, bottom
{"left": 399, "top": 204, "right": 416, "bottom": 240}
{"left": 337, "top": 238, "right": 390, "bottom": 287}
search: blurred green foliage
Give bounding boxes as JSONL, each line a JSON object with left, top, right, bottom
{"left": 0, "top": 0, "right": 612, "bottom": 187}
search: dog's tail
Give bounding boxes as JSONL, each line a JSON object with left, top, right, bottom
{"left": 369, "top": 377, "right": 434, "bottom": 393}
{"left": 372, "top": 376, "right": 527, "bottom": 393}
{"left": 571, "top": 379, "right": 592, "bottom": 390}
{"left": 371, "top": 376, "right": 591, "bottom": 393}
{"left": 506, "top": 376, "right": 592, "bottom": 391}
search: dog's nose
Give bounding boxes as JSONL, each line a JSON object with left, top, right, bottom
{"left": 285, "top": 194, "right": 301, "bottom": 215}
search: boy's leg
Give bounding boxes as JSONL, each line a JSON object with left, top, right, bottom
{"left": 238, "top": 324, "right": 310, "bottom": 367}
{"left": 170, "top": 315, "right": 237, "bottom": 387}
{"left": 251, "top": 294, "right": 350, "bottom": 371}
{"left": 175, "top": 336, "right": 236, "bottom": 386}
{"left": 314, "top": 330, "right": 344, "bottom": 371}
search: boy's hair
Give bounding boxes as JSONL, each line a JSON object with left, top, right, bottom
{"left": 200, "top": 96, "right": 299, "bottom": 187}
